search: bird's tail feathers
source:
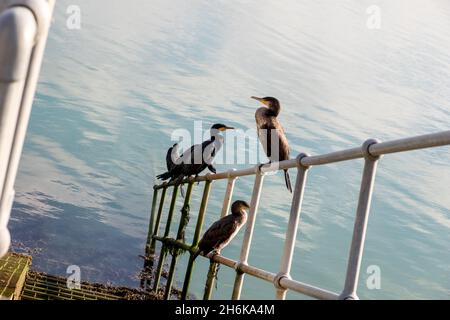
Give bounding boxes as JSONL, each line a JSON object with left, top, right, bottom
{"left": 284, "top": 169, "right": 292, "bottom": 193}
{"left": 157, "top": 171, "right": 171, "bottom": 180}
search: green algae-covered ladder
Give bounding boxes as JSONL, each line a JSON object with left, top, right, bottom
{"left": 145, "top": 130, "right": 450, "bottom": 300}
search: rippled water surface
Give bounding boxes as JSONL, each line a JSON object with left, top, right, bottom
{"left": 9, "top": 0, "right": 450, "bottom": 299}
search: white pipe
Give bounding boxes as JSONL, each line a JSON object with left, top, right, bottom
{"left": 340, "top": 140, "right": 380, "bottom": 299}
{"left": 0, "top": 0, "right": 53, "bottom": 258}
{"left": 220, "top": 171, "right": 236, "bottom": 218}
{"left": 279, "top": 277, "right": 339, "bottom": 300}
{"left": 275, "top": 154, "right": 309, "bottom": 300}
{"left": 231, "top": 171, "right": 265, "bottom": 300}
{"left": 369, "top": 130, "right": 450, "bottom": 156}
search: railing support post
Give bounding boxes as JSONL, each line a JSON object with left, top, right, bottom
{"left": 275, "top": 153, "right": 310, "bottom": 299}
{"left": 220, "top": 171, "right": 237, "bottom": 218}
{"left": 145, "top": 187, "right": 159, "bottom": 256}
{"left": 340, "top": 139, "right": 381, "bottom": 300}
{"left": 153, "top": 185, "right": 179, "bottom": 293}
{"left": 231, "top": 168, "right": 265, "bottom": 300}
{"left": 164, "top": 182, "right": 194, "bottom": 300}
{"left": 149, "top": 186, "right": 167, "bottom": 255}
{"left": 180, "top": 180, "right": 212, "bottom": 300}
{"left": 141, "top": 187, "right": 160, "bottom": 289}
{"left": 203, "top": 173, "right": 237, "bottom": 300}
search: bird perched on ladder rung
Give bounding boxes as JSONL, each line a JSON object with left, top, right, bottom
{"left": 194, "top": 200, "right": 250, "bottom": 259}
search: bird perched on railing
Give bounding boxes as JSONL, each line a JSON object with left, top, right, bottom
{"left": 194, "top": 200, "right": 250, "bottom": 259}
{"left": 157, "top": 123, "right": 234, "bottom": 185}
{"left": 251, "top": 96, "right": 292, "bottom": 193}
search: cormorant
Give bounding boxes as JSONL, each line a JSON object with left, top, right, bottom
{"left": 194, "top": 200, "right": 250, "bottom": 259}
{"left": 158, "top": 123, "right": 234, "bottom": 184}
{"left": 251, "top": 96, "right": 292, "bottom": 193}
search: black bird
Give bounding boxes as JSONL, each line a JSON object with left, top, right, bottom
{"left": 251, "top": 96, "right": 292, "bottom": 193}
{"left": 194, "top": 200, "right": 249, "bottom": 259}
{"left": 159, "top": 123, "right": 234, "bottom": 184}
{"left": 157, "top": 143, "right": 181, "bottom": 181}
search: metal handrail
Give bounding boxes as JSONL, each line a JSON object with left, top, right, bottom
{"left": 0, "top": 0, "right": 55, "bottom": 258}
{"left": 154, "top": 130, "right": 450, "bottom": 188}
{"left": 147, "top": 130, "right": 450, "bottom": 300}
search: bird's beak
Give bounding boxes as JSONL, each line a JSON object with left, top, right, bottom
{"left": 219, "top": 126, "right": 234, "bottom": 131}
{"left": 251, "top": 96, "right": 268, "bottom": 107}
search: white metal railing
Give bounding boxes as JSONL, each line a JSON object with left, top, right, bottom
{"left": 0, "top": 0, "right": 54, "bottom": 257}
{"left": 152, "top": 130, "right": 450, "bottom": 300}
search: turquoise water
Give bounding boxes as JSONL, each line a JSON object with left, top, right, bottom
{"left": 9, "top": 0, "right": 450, "bottom": 299}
